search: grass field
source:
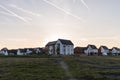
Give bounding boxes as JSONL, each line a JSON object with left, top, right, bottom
{"left": 0, "top": 56, "right": 66, "bottom": 80}
{"left": 0, "top": 55, "right": 120, "bottom": 80}
{"left": 63, "top": 56, "right": 120, "bottom": 80}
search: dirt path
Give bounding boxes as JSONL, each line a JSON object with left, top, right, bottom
{"left": 59, "top": 60, "right": 77, "bottom": 80}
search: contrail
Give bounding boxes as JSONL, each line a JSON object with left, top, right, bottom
{"left": 43, "top": 0, "right": 83, "bottom": 21}
{"left": 0, "top": 11, "right": 31, "bottom": 21}
{"left": 0, "top": 11, "right": 13, "bottom": 16}
{"left": 81, "top": 0, "right": 89, "bottom": 10}
{"left": 9, "top": 4, "right": 41, "bottom": 17}
{"left": 0, "top": 5, "right": 28, "bottom": 23}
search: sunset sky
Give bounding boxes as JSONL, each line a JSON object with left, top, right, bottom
{"left": 0, "top": 0, "right": 120, "bottom": 49}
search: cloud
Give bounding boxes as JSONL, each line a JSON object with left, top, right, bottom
{"left": 81, "top": 0, "right": 89, "bottom": 11}
{"left": 43, "top": 0, "right": 83, "bottom": 21}
{"left": 9, "top": 4, "right": 41, "bottom": 17}
{"left": 0, "top": 11, "right": 13, "bottom": 16}
{"left": 0, "top": 4, "right": 28, "bottom": 23}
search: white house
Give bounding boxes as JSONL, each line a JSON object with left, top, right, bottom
{"left": 0, "top": 48, "right": 8, "bottom": 55}
{"left": 25, "top": 48, "right": 33, "bottom": 55}
{"left": 17, "top": 48, "right": 33, "bottom": 55}
{"left": 33, "top": 48, "right": 43, "bottom": 54}
{"left": 98, "top": 46, "right": 109, "bottom": 56}
{"left": 45, "top": 39, "right": 74, "bottom": 55}
{"left": 17, "top": 49, "right": 26, "bottom": 55}
{"left": 84, "top": 44, "right": 98, "bottom": 55}
{"left": 111, "top": 47, "right": 120, "bottom": 56}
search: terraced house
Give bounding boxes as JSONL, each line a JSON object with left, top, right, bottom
{"left": 84, "top": 44, "right": 98, "bottom": 55}
{"left": 98, "top": 46, "right": 109, "bottom": 56}
{"left": 45, "top": 39, "right": 74, "bottom": 55}
{"left": 111, "top": 47, "right": 120, "bottom": 55}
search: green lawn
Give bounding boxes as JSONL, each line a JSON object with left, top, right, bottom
{"left": 0, "top": 57, "right": 65, "bottom": 80}
{"left": 0, "top": 55, "right": 120, "bottom": 80}
{"left": 63, "top": 56, "right": 120, "bottom": 80}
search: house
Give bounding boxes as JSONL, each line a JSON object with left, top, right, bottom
{"left": 98, "top": 46, "right": 109, "bottom": 56}
{"left": 8, "top": 49, "right": 17, "bottom": 55}
{"left": 84, "top": 44, "right": 98, "bottom": 56}
{"left": 45, "top": 39, "right": 74, "bottom": 55}
{"left": 0, "top": 48, "right": 8, "bottom": 55}
{"left": 111, "top": 47, "right": 120, "bottom": 56}
{"left": 0, "top": 48, "right": 17, "bottom": 56}
{"left": 45, "top": 41, "right": 57, "bottom": 54}
{"left": 17, "top": 48, "right": 33, "bottom": 55}
{"left": 25, "top": 48, "right": 33, "bottom": 55}
{"left": 74, "top": 47, "right": 87, "bottom": 55}
{"left": 17, "top": 49, "right": 26, "bottom": 55}
{"left": 33, "top": 47, "right": 44, "bottom": 54}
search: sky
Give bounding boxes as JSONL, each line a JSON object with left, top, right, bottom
{"left": 0, "top": 0, "right": 120, "bottom": 49}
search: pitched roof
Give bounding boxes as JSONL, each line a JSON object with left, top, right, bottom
{"left": 1, "top": 48, "right": 8, "bottom": 51}
{"left": 46, "top": 41, "right": 57, "bottom": 46}
{"left": 8, "top": 49, "right": 17, "bottom": 54}
{"left": 87, "top": 45, "right": 97, "bottom": 49}
{"left": 24, "top": 48, "right": 33, "bottom": 51}
{"left": 112, "top": 47, "right": 120, "bottom": 50}
{"left": 58, "top": 39, "right": 74, "bottom": 45}
{"left": 18, "top": 49, "right": 26, "bottom": 53}
{"left": 100, "top": 46, "right": 109, "bottom": 50}
{"left": 74, "top": 47, "right": 87, "bottom": 50}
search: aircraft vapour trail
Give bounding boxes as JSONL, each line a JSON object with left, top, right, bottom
{"left": 0, "top": 11, "right": 14, "bottom": 16}
{"left": 43, "top": 0, "right": 83, "bottom": 21}
{"left": 0, "top": 11, "right": 31, "bottom": 22}
{"left": 9, "top": 4, "right": 41, "bottom": 17}
{"left": 81, "top": 0, "right": 89, "bottom": 10}
{"left": 0, "top": 5, "right": 28, "bottom": 23}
